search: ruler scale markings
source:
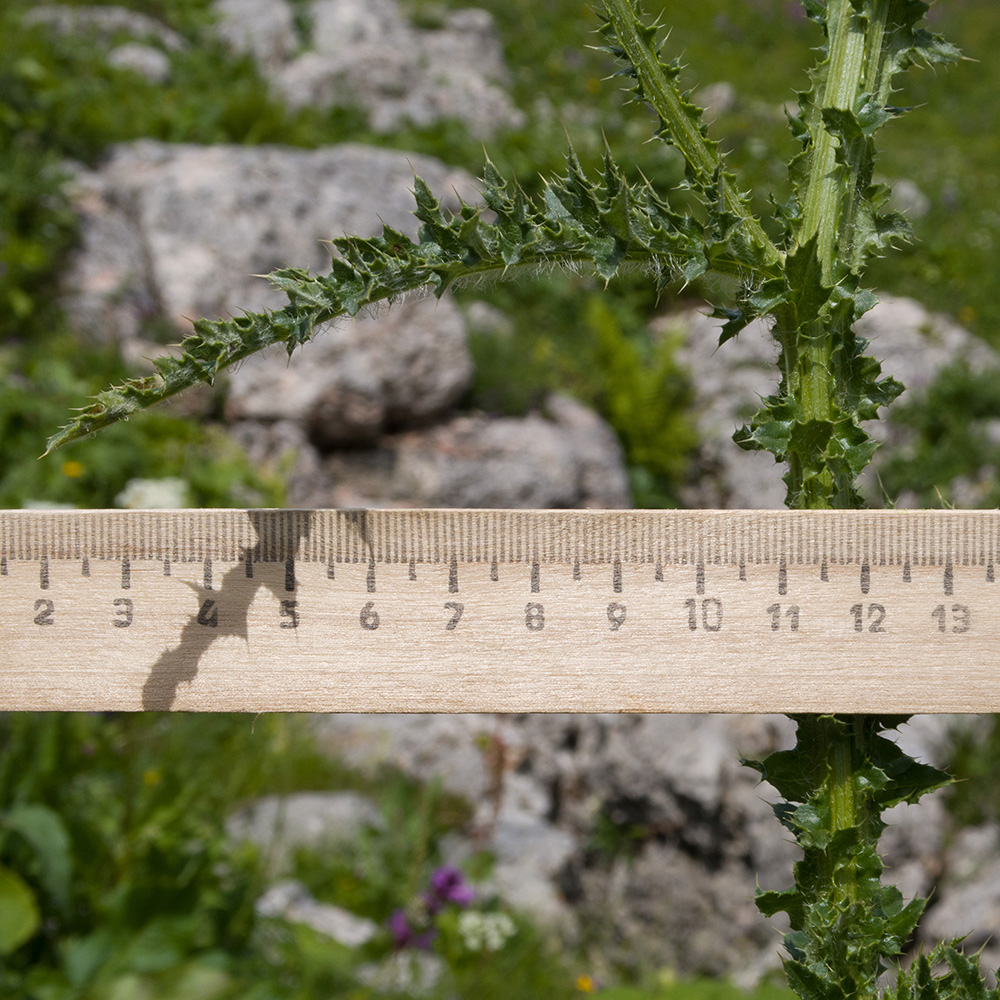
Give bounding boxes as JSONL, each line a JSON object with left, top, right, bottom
{"left": 695, "top": 560, "right": 705, "bottom": 596}
{"left": 448, "top": 556, "right": 459, "bottom": 594}
{"left": 6, "top": 509, "right": 1000, "bottom": 713}
{"left": 285, "top": 559, "right": 295, "bottom": 593}
{"left": 39, "top": 556, "right": 49, "bottom": 590}
{"left": 530, "top": 561, "right": 540, "bottom": 593}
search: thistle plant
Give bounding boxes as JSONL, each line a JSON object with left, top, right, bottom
{"left": 47, "top": 1, "right": 988, "bottom": 997}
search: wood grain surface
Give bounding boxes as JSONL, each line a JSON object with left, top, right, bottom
{"left": 1, "top": 509, "right": 997, "bottom": 713}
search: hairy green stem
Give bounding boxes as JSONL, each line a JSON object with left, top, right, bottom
{"left": 599, "top": 0, "right": 782, "bottom": 272}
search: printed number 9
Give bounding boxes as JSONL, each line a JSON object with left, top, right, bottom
{"left": 607, "top": 602, "right": 626, "bottom": 631}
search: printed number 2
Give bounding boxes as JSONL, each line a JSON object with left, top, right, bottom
{"left": 33, "top": 599, "right": 54, "bottom": 626}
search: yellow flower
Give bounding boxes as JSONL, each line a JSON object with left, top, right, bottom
{"left": 143, "top": 768, "right": 162, "bottom": 787}
{"left": 61, "top": 460, "right": 84, "bottom": 478}
{"left": 576, "top": 974, "right": 598, "bottom": 993}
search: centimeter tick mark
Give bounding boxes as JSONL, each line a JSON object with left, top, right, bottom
{"left": 860, "top": 562, "right": 870, "bottom": 595}
{"left": 613, "top": 557, "right": 622, "bottom": 594}
{"left": 778, "top": 558, "right": 787, "bottom": 596}
{"left": 204, "top": 557, "right": 213, "bottom": 591}
{"left": 121, "top": 557, "right": 131, "bottom": 590}
{"left": 531, "top": 561, "right": 540, "bottom": 593}
{"left": 989, "top": 561, "right": 995, "bottom": 583}
{"left": 903, "top": 560, "right": 911, "bottom": 583}
{"left": 285, "top": 558, "right": 295, "bottom": 592}
{"left": 573, "top": 558, "right": 581, "bottom": 582}
{"left": 367, "top": 557, "right": 376, "bottom": 593}
{"left": 448, "top": 556, "right": 459, "bottom": 594}
{"left": 944, "top": 561, "right": 953, "bottom": 597}
{"left": 246, "top": 549, "right": 254, "bottom": 579}
{"left": 490, "top": 557, "right": 498, "bottom": 583}
{"left": 163, "top": 558, "right": 171, "bottom": 577}
{"left": 40, "top": 556, "right": 49, "bottom": 590}
{"left": 821, "top": 559, "right": 828, "bottom": 582}
{"left": 82, "top": 556, "right": 90, "bottom": 577}
{"left": 0, "top": 556, "right": 6, "bottom": 576}
{"left": 409, "top": 558, "right": 417, "bottom": 581}
{"left": 655, "top": 559, "right": 663, "bottom": 582}
{"left": 326, "top": 555, "right": 335, "bottom": 580}
{"left": 695, "top": 561, "right": 705, "bottom": 596}
{"left": 739, "top": 560, "right": 746, "bottom": 582}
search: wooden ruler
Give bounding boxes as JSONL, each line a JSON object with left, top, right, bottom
{"left": 1, "top": 508, "right": 998, "bottom": 713}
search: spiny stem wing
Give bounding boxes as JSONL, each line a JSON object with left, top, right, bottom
{"left": 47, "top": 153, "right": 729, "bottom": 453}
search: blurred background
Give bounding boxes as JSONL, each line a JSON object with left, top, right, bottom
{"left": 2, "top": 0, "right": 1000, "bottom": 997}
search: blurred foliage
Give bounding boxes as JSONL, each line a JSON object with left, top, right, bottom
{"left": 0, "top": 713, "right": 795, "bottom": 1000}
{"left": 874, "top": 361, "right": 1000, "bottom": 509}
{"left": 0, "top": 334, "right": 286, "bottom": 508}
{"left": 0, "top": 714, "right": 321, "bottom": 997}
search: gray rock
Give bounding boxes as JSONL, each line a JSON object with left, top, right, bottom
{"left": 225, "top": 790, "right": 383, "bottom": 871}
{"left": 302, "top": 393, "right": 631, "bottom": 508}
{"left": 228, "top": 419, "right": 330, "bottom": 506}
{"left": 307, "top": 712, "right": 962, "bottom": 980}
{"left": 256, "top": 879, "right": 379, "bottom": 946}
{"left": 888, "top": 178, "right": 931, "bottom": 220}
{"left": 106, "top": 42, "right": 172, "bottom": 83}
{"left": 918, "top": 824, "right": 1000, "bottom": 970}
{"left": 269, "top": 0, "right": 525, "bottom": 138}
{"left": 62, "top": 140, "right": 479, "bottom": 345}
{"left": 23, "top": 5, "right": 187, "bottom": 51}
{"left": 654, "top": 295, "right": 1000, "bottom": 508}
{"left": 225, "top": 295, "right": 473, "bottom": 446}
{"left": 573, "top": 843, "right": 777, "bottom": 980}
{"left": 695, "top": 81, "right": 738, "bottom": 119}
{"left": 211, "top": 0, "right": 298, "bottom": 72}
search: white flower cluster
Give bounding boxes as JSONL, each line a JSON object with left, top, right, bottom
{"left": 115, "top": 477, "right": 190, "bottom": 509}
{"left": 457, "top": 911, "right": 516, "bottom": 953}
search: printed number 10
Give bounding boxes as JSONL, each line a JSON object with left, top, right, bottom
{"left": 685, "top": 597, "right": 722, "bottom": 631}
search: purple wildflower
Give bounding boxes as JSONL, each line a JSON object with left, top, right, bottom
{"left": 388, "top": 909, "right": 436, "bottom": 951}
{"left": 425, "top": 866, "right": 476, "bottom": 914}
